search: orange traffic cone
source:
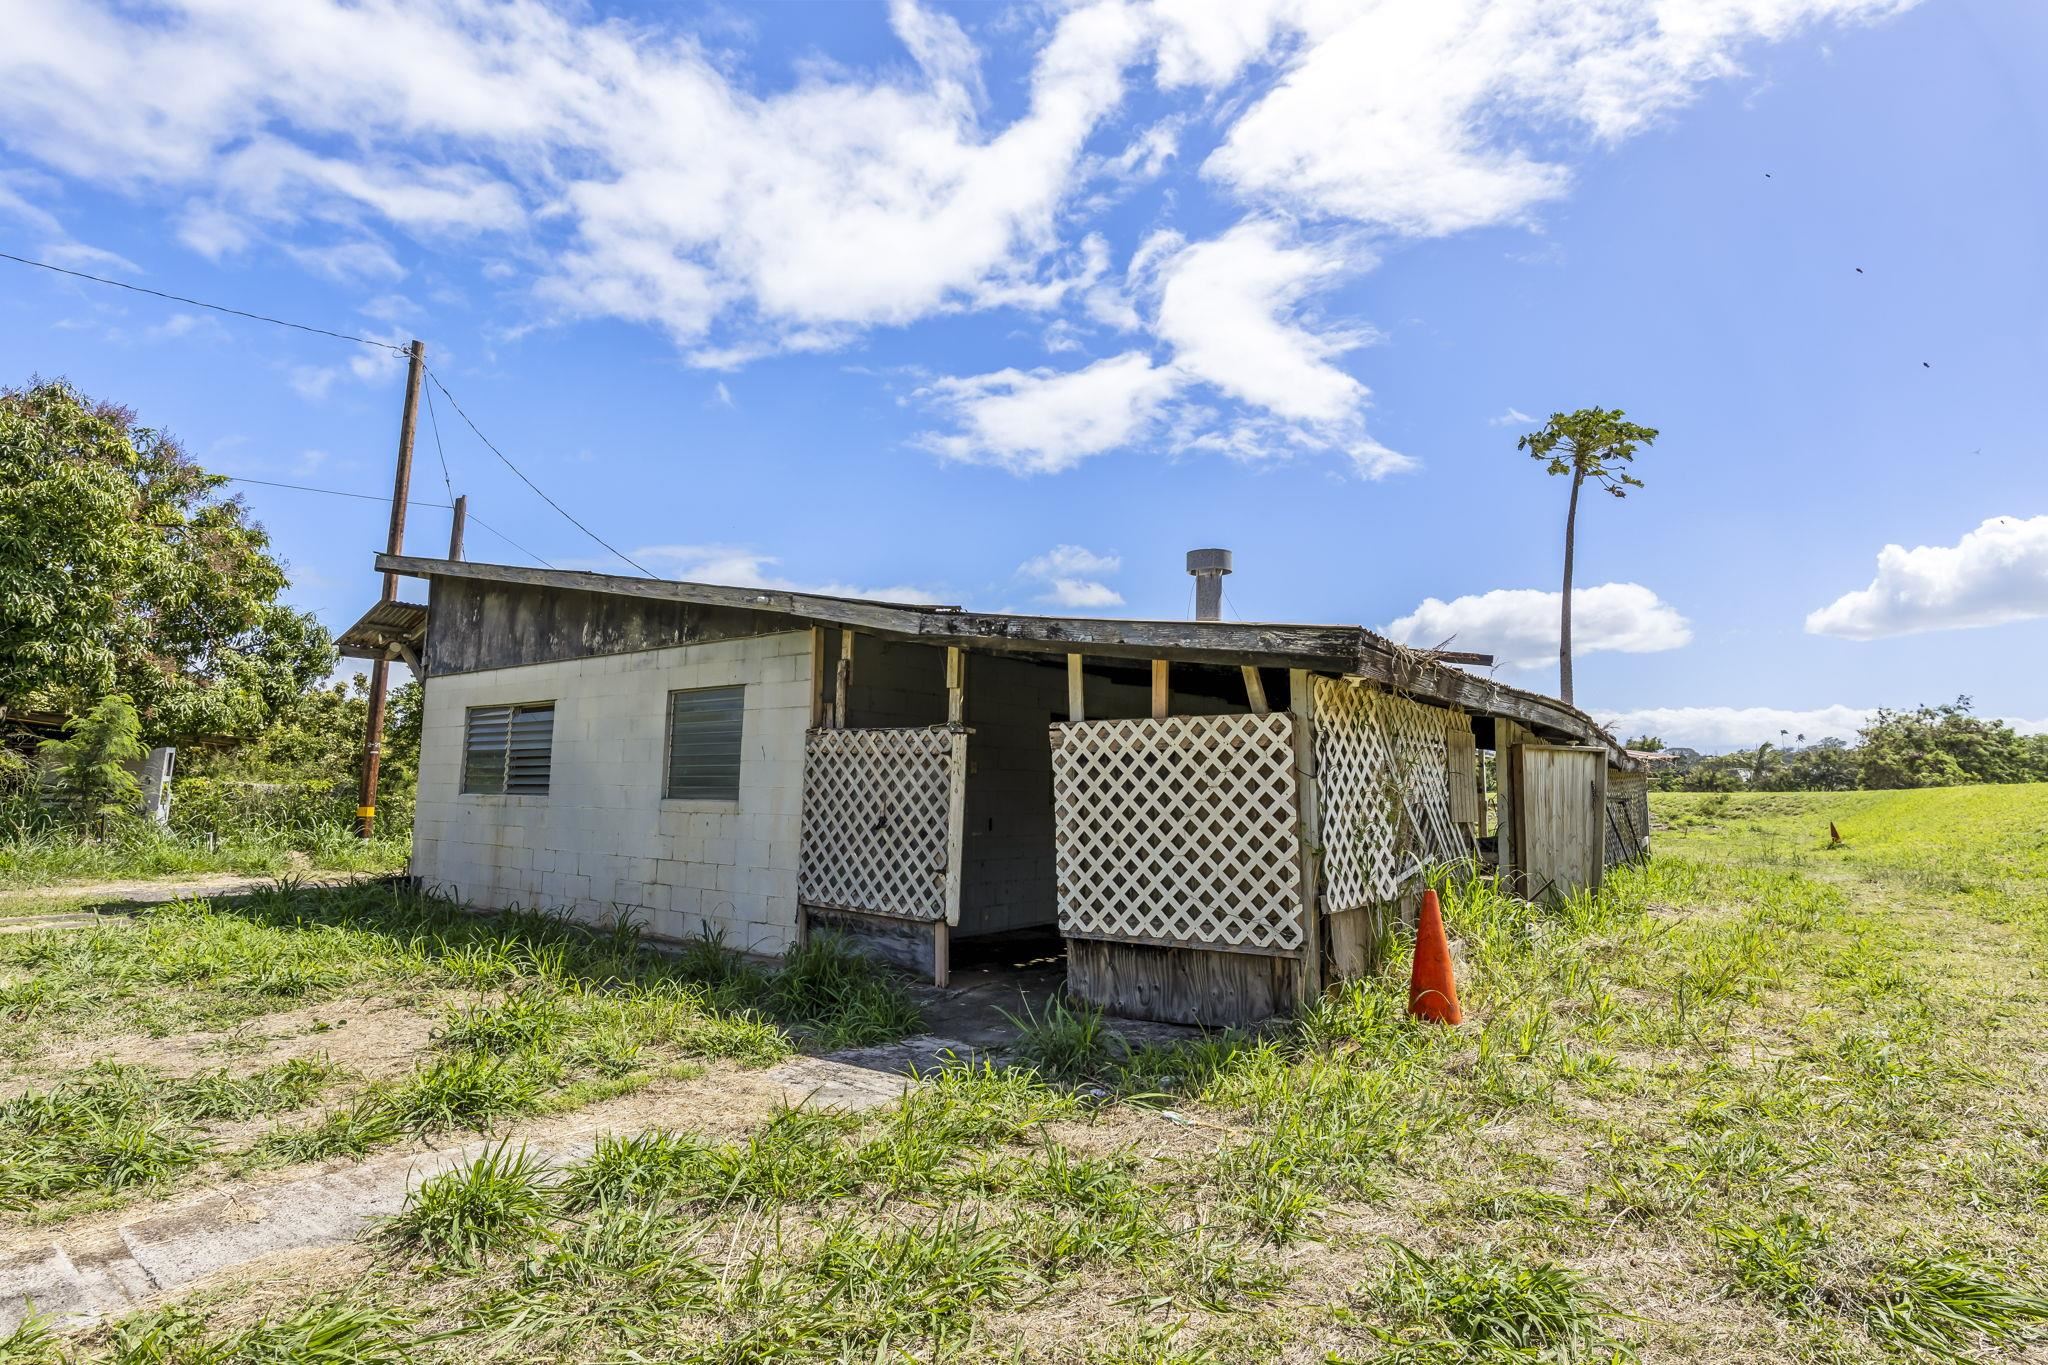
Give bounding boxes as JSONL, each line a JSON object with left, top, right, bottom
{"left": 1408, "top": 888, "right": 1463, "bottom": 1025}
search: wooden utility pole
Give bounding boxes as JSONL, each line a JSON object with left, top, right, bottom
{"left": 448, "top": 493, "right": 467, "bottom": 562}
{"left": 357, "top": 338, "right": 426, "bottom": 839}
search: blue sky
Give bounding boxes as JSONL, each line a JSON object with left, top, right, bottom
{"left": 2, "top": 0, "right": 2043, "bottom": 750}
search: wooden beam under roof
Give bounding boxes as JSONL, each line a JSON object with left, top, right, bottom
{"left": 371, "top": 553, "right": 1635, "bottom": 769}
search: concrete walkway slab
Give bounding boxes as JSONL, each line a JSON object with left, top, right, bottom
{"left": 0, "top": 1044, "right": 939, "bottom": 1335}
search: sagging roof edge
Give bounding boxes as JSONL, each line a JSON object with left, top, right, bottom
{"left": 363, "top": 553, "right": 1638, "bottom": 771}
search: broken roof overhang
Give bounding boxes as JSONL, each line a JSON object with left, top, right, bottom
{"left": 369, "top": 553, "right": 1637, "bottom": 770}
{"left": 335, "top": 598, "right": 429, "bottom": 662}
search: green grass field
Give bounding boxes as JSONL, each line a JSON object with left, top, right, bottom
{"left": 3, "top": 785, "right": 2045, "bottom": 1363}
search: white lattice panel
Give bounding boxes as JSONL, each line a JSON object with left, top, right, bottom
{"left": 799, "top": 727, "right": 961, "bottom": 922}
{"left": 1313, "top": 679, "right": 1469, "bottom": 912}
{"left": 1049, "top": 712, "right": 1303, "bottom": 953}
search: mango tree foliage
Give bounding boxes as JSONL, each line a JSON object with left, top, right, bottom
{"left": 0, "top": 379, "right": 334, "bottom": 744}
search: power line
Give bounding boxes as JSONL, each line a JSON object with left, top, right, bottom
{"left": 3, "top": 246, "right": 637, "bottom": 578}
{"left": 225, "top": 474, "right": 445, "bottom": 506}
{"left": 220, "top": 476, "right": 554, "bottom": 568}
{"left": 423, "top": 366, "right": 655, "bottom": 578}
{"left": 465, "top": 515, "right": 554, "bottom": 569}
{"left": 0, "top": 250, "right": 410, "bottom": 353}
{"left": 422, "top": 379, "right": 456, "bottom": 506}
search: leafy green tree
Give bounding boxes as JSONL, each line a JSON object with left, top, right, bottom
{"left": 0, "top": 378, "right": 334, "bottom": 746}
{"left": 1857, "top": 697, "right": 2038, "bottom": 789}
{"left": 1765, "top": 738, "right": 1859, "bottom": 792}
{"left": 38, "top": 694, "right": 145, "bottom": 827}
{"left": 1519, "top": 408, "right": 1660, "bottom": 704}
{"left": 1625, "top": 734, "right": 1665, "bottom": 751}
{"left": 183, "top": 675, "right": 421, "bottom": 832}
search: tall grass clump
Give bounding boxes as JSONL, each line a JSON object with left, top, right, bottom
{"left": 559, "top": 1129, "right": 711, "bottom": 1210}
{"left": 102, "top": 1302, "right": 420, "bottom": 1365}
{"left": 761, "top": 932, "right": 923, "bottom": 1049}
{"left": 1003, "top": 994, "right": 1119, "bottom": 1082}
{"left": 1856, "top": 1254, "right": 2048, "bottom": 1356}
{"left": 385, "top": 1142, "right": 556, "bottom": 1264}
{"left": 1366, "top": 1243, "right": 1634, "bottom": 1361}
{"left": 0, "top": 1064, "right": 212, "bottom": 1208}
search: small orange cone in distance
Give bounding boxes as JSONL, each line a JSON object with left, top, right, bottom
{"left": 1829, "top": 821, "right": 1843, "bottom": 846}
{"left": 1408, "top": 888, "right": 1463, "bottom": 1025}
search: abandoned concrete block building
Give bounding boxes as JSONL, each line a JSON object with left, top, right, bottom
{"left": 340, "top": 551, "right": 1647, "bottom": 1028}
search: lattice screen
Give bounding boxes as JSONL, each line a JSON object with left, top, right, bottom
{"left": 1049, "top": 711, "right": 1303, "bottom": 953}
{"left": 1313, "top": 679, "right": 1471, "bottom": 912}
{"left": 1604, "top": 770, "right": 1652, "bottom": 868}
{"left": 799, "top": 727, "right": 963, "bottom": 923}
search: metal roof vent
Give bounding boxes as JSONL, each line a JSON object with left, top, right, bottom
{"left": 1186, "top": 548, "right": 1231, "bottom": 621}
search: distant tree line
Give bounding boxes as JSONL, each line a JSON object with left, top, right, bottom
{"left": 1635, "top": 698, "right": 2048, "bottom": 792}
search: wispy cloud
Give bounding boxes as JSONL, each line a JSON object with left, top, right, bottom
{"left": 1018, "top": 544, "right": 1124, "bottom": 609}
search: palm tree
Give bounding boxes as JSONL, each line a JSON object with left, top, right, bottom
{"left": 1518, "top": 408, "right": 1660, "bottom": 705}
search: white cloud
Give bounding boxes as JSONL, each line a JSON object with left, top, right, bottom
{"left": 1153, "top": 219, "right": 1371, "bottom": 427}
{"left": 624, "top": 544, "right": 944, "bottom": 605}
{"left": 284, "top": 239, "right": 405, "bottom": 283}
{"left": 1018, "top": 544, "right": 1124, "bottom": 608}
{"left": 1175, "top": 0, "right": 1909, "bottom": 236}
{"left": 145, "top": 311, "right": 228, "bottom": 342}
{"left": 1489, "top": 406, "right": 1535, "bottom": 427}
{"left": 1804, "top": 514, "right": 2048, "bottom": 639}
{"left": 1591, "top": 704, "right": 1875, "bottom": 751}
{"left": 359, "top": 293, "right": 420, "bottom": 323}
{"left": 924, "top": 220, "right": 1419, "bottom": 477}
{"left": 1596, "top": 703, "right": 2048, "bottom": 751}
{"left": 39, "top": 239, "right": 141, "bottom": 274}
{"left": 0, "top": 0, "right": 1150, "bottom": 354}
{"left": 0, "top": 0, "right": 1905, "bottom": 371}
{"left": 1385, "top": 582, "right": 1692, "bottom": 668}
{"left": 916, "top": 351, "right": 1180, "bottom": 474}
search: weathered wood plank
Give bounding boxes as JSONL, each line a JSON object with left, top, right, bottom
{"left": 804, "top": 906, "right": 939, "bottom": 978}
{"left": 1509, "top": 744, "right": 1607, "bottom": 903}
{"left": 834, "top": 631, "right": 854, "bottom": 731}
{"left": 1066, "top": 653, "right": 1085, "bottom": 721}
{"left": 808, "top": 628, "right": 828, "bottom": 729}
{"left": 1065, "top": 938, "right": 1299, "bottom": 1028}
{"left": 1287, "top": 669, "right": 1323, "bottom": 1004}
{"left": 1241, "top": 666, "right": 1269, "bottom": 715}
{"left": 1150, "top": 660, "right": 1170, "bottom": 720}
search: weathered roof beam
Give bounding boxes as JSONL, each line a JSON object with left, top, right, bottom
{"left": 369, "top": 553, "right": 1634, "bottom": 769}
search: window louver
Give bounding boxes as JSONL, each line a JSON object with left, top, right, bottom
{"left": 463, "top": 702, "right": 554, "bottom": 795}
{"left": 665, "top": 686, "right": 744, "bottom": 801}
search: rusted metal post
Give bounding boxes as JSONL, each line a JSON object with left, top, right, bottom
{"left": 358, "top": 338, "right": 426, "bottom": 839}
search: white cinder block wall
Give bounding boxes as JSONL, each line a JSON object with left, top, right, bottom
{"left": 411, "top": 630, "right": 812, "bottom": 956}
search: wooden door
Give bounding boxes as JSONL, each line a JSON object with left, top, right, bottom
{"left": 1508, "top": 744, "right": 1607, "bottom": 902}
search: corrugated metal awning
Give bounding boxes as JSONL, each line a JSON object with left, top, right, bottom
{"left": 336, "top": 599, "right": 428, "bottom": 662}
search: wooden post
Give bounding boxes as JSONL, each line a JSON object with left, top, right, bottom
{"left": 447, "top": 493, "right": 467, "bottom": 562}
{"left": 357, "top": 338, "right": 425, "bottom": 839}
{"left": 1288, "top": 669, "right": 1324, "bottom": 1005}
{"left": 808, "top": 628, "right": 828, "bottom": 729}
{"left": 1066, "top": 653, "right": 1085, "bottom": 721}
{"left": 940, "top": 725, "right": 969, "bottom": 988}
{"left": 1241, "top": 666, "right": 1269, "bottom": 715}
{"left": 1151, "top": 660, "right": 1169, "bottom": 720}
{"left": 946, "top": 646, "right": 966, "bottom": 725}
{"left": 834, "top": 631, "right": 854, "bottom": 729}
